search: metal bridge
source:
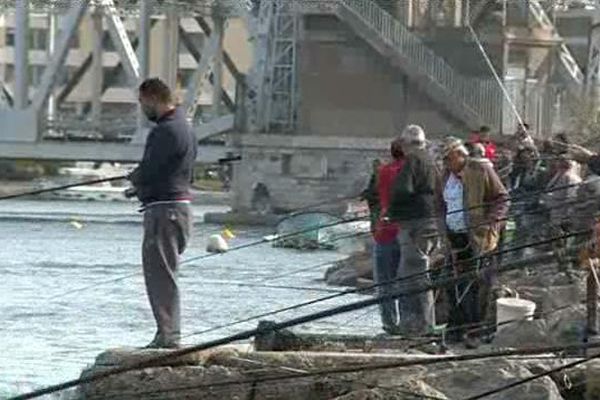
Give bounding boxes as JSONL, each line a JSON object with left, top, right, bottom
{"left": 0, "top": 0, "right": 253, "bottom": 162}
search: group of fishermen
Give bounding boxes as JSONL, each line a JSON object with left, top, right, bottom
{"left": 363, "top": 123, "right": 600, "bottom": 347}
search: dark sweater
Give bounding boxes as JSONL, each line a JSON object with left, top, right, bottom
{"left": 388, "top": 148, "right": 440, "bottom": 223}
{"left": 131, "top": 107, "right": 197, "bottom": 204}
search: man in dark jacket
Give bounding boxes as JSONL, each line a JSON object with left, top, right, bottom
{"left": 129, "top": 78, "right": 197, "bottom": 349}
{"left": 388, "top": 125, "right": 440, "bottom": 335}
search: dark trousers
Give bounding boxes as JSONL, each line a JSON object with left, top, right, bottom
{"left": 373, "top": 240, "right": 401, "bottom": 330}
{"left": 446, "top": 232, "right": 480, "bottom": 338}
{"left": 142, "top": 203, "right": 192, "bottom": 343}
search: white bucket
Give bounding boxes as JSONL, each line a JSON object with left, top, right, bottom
{"left": 496, "top": 298, "right": 536, "bottom": 330}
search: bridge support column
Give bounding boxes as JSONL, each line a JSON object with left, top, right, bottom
{"left": 91, "top": 7, "right": 104, "bottom": 129}
{"left": 212, "top": 16, "right": 225, "bottom": 119}
{"left": 163, "top": 6, "right": 179, "bottom": 89}
{"left": 134, "top": 0, "right": 152, "bottom": 143}
{"left": 47, "top": 9, "right": 57, "bottom": 120}
{"left": 14, "top": 0, "right": 29, "bottom": 109}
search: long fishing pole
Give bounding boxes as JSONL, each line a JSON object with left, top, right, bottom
{"left": 80, "top": 341, "right": 600, "bottom": 400}
{"left": 0, "top": 175, "right": 128, "bottom": 201}
{"left": 11, "top": 230, "right": 586, "bottom": 400}
{"left": 47, "top": 174, "right": 589, "bottom": 301}
{"left": 464, "top": 354, "right": 600, "bottom": 400}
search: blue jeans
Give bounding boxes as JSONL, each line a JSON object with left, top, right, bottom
{"left": 373, "top": 240, "right": 401, "bottom": 330}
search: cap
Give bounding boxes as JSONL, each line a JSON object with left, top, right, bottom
{"left": 401, "top": 125, "right": 426, "bottom": 147}
{"left": 442, "top": 136, "right": 469, "bottom": 158}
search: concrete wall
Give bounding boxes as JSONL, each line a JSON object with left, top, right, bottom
{"left": 231, "top": 134, "right": 391, "bottom": 213}
{"left": 296, "top": 15, "right": 463, "bottom": 139}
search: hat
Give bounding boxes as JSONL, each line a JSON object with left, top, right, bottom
{"left": 402, "top": 125, "right": 426, "bottom": 147}
{"left": 442, "top": 136, "right": 469, "bottom": 158}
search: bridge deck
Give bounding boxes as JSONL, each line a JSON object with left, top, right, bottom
{"left": 0, "top": 140, "right": 230, "bottom": 163}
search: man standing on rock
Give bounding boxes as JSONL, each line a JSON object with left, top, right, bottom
{"left": 128, "top": 77, "right": 197, "bottom": 349}
{"left": 388, "top": 125, "right": 440, "bottom": 336}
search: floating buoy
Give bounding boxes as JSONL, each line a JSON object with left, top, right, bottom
{"left": 206, "top": 234, "right": 229, "bottom": 253}
{"left": 222, "top": 228, "right": 235, "bottom": 240}
{"left": 70, "top": 220, "right": 84, "bottom": 230}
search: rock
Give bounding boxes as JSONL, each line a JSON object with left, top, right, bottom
{"left": 493, "top": 320, "right": 555, "bottom": 348}
{"left": 423, "top": 359, "right": 564, "bottom": 400}
{"left": 547, "top": 305, "right": 587, "bottom": 347}
{"left": 325, "top": 252, "right": 372, "bottom": 287}
{"left": 93, "top": 347, "right": 207, "bottom": 368}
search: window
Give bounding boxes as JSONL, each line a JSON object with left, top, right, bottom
{"left": 5, "top": 65, "right": 15, "bottom": 82}
{"left": 281, "top": 153, "right": 292, "bottom": 176}
{"left": 5, "top": 28, "right": 15, "bottom": 47}
{"left": 30, "top": 28, "right": 48, "bottom": 50}
{"left": 29, "top": 65, "right": 44, "bottom": 86}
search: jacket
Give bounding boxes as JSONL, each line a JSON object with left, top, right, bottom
{"left": 541, "top": 167, "right": 581, "bottom": 226}
{"left": 439, "top": 158, "right": 509, "bottom": 253}
{"left": 374, "top": 159, "right": 404, "bottom": 244}
{"left": 388, "top": 148, "right": 440, "bottom": 225}
{"left": 130, "top": 107, "right": 197, "bottom": 204}
{"left": 574, "top": 174, "right": 600, "bottom": 232}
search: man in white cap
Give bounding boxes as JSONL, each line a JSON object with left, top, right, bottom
{"left": 387, "top": 124, "right": 440, "bottom": 336}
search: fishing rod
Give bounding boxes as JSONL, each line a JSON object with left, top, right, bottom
{"left": 464, "top": 354, "right": 600, "bottom": 400}
{"left": 12, "top": 229, "right": 586, "bottom": 400}
{"left": 0, "top": 175, "right": 128, "bottom": 201}
{"left": 48, "top": 174, "right": 590, "bottom": 301}
{"left": 78, "top": 340, "right": 600, "bottom": 400}
{"left": 180, "top": 232, "right": 561, "bottom": 341}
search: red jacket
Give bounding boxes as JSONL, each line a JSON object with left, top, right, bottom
{"left": 484, "top": 142, "right": 497, "bottom": 162}
{"left": 374, "top": 159, "right": 404, "bottom": 244}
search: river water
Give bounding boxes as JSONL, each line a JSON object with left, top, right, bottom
{"left": 0, "top": 200, "right": 378, "bottom": 398}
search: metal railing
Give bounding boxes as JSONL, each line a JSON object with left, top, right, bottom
{"left": 336, "top": 0, "right": 502, "bottom": 126}
{"left": 527, "top": 0, "right": 585, "bottom": 88}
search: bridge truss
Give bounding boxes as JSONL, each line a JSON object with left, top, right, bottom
{"left": 0, "top": 0, "right": 253, "bottom": 162}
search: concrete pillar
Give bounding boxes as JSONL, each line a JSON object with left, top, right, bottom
{"left": 14, "top": 0, "right": 29, "bottom": 109}
{"left": 47, "top": 9, "right": 57, "bottom": 120}
{"left": 211, "top": 16, "right": 225, "bottom": 119}
{"left": 162, "top": 6, "right": 179, "bottom": 90}
{"left": 136, "top": 0, "right": 151, "bottom": 139}
{"left": 451, "top": 0, "right": 463, "bottom": 27}
{"left": 588, "top": 2, "right": 600, "bottom": 107}
{"left": 91, "top": 9, "right": 103, "bottom": 127}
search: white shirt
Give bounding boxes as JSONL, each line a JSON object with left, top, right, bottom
{"left": 444, "top": 173, "right": 468, "bottom": 232}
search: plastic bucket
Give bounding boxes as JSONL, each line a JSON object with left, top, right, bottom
{"left": 496, "top": 297, "right": 536, "bottom": 330}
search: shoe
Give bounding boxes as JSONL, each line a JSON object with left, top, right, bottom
{"left": 463, "top": 334, "right": 480, "bottom": 350}
{"left": 143, "top": 334, "right": 180, "bottom": 349}
{"left": 382, "top": 325, "right": 404, "bottom": 336}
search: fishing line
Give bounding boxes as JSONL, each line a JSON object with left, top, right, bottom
{"left": 10, "top": 230, "right": 587, "bottom": 400}
{"left": 181, "top": 204, "right": 588, "bottom": 341}
{"left": 72, "top": 341, "right": 600, "bottom": 400}
{"left": 463, "top": 354, "right": 600, "bottom": 400}
{"left": 466, "top": 23, "right": 524, "bottom": 128}
{"left": 0, "top": 175, "right": 128, "bottom": 201}
{"left": 46, "top": 176, "right": 588, "bottom": 301}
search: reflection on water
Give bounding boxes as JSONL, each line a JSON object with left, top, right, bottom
{"left": 0, "top": 200, "right": 378, "bottom": 397}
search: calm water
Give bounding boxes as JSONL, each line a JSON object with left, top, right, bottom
{"left": 0, "top": 200, "right": 378, "bottom": 398}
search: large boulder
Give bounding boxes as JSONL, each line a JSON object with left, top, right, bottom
{"left": 422, "top": 359, "right": 564, "bottom": 400}
{"left": 325, "top": 252, "right": 373, "bottom": 287}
